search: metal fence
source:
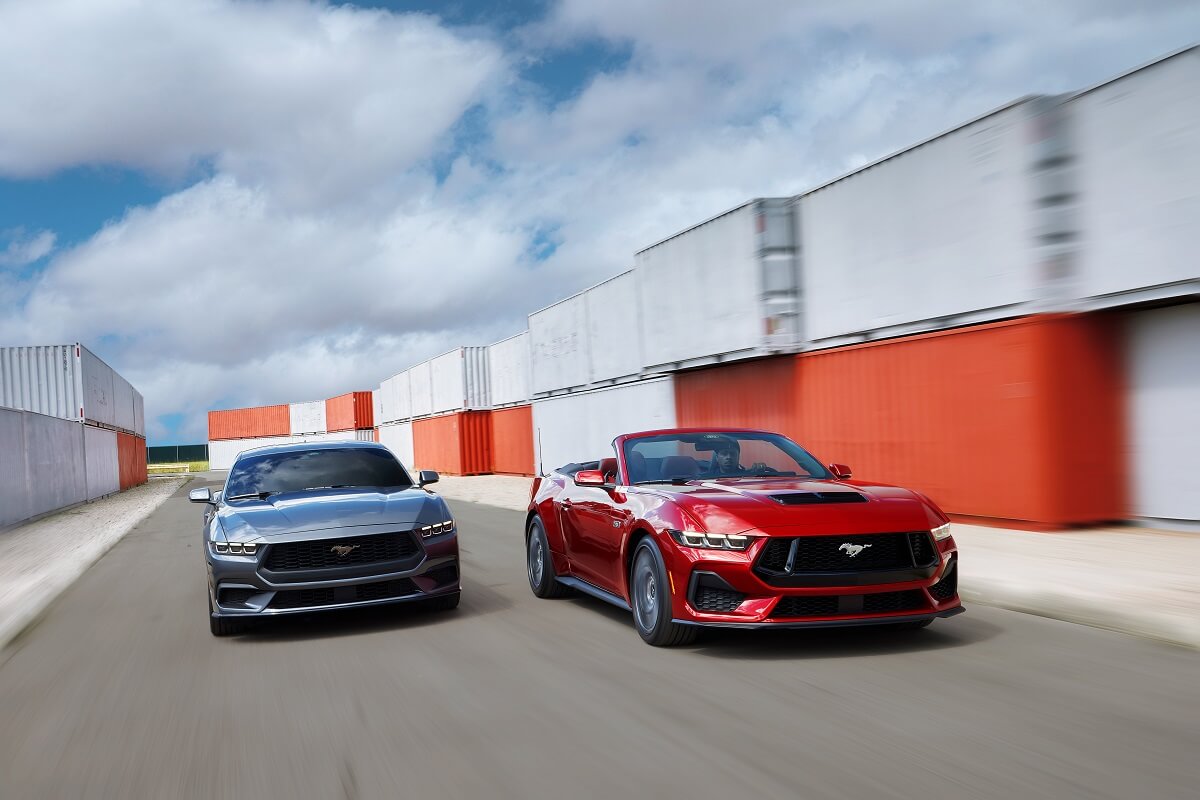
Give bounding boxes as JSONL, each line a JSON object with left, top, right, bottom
{"left": 147, "top": 444, "right": 208, "bottom": 464}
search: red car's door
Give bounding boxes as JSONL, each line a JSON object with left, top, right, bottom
{"left": 561, "top": 458, "right": 635, "bottom": 595}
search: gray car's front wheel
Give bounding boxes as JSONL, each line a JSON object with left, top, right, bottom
{"left": 527, "top": 517, "right": 571, "bottom": 598}
{"left": 630, "top": 539, "right": 697, "bottom": 647}
{"left": 208, "top": 597, "right": 242, "bottom": 637}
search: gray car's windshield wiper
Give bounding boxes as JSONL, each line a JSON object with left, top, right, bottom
{"left": 225, "top": 491, "right": 280, "bottom": 501}
{"left": 300, "top": 485, "right": 359, "bottom": 490}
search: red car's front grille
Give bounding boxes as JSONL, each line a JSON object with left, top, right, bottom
{"left": 757, "top": 532, "right": 934, "bottom": 575}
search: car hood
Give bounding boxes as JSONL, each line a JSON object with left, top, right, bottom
{"left": 216, "top": 488, "right": 437, "bottom": 539}
{"left": 644, "top": 478, "right": 946, "bottom": 535}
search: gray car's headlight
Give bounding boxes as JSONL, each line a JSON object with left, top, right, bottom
{"left": 418, "top": 520, "right": 455, "bottom": 538}
{"left": 212, "top": 541, "right": 258, "bottom": 555}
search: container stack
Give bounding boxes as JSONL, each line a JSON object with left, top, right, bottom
{"left": 204, "top": 46, "right": 1199, "bottom": 528}
{"left": 0, "top": 344, "right": 147, "bottom": 529}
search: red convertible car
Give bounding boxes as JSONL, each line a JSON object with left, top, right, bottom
{"left": 525, "top": 428, "right": 962, "bottom": 646}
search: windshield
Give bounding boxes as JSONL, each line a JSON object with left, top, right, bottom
{"left": 225, "top": 447, "right": 412, "bottom": 499}
{"left": 622, "top": 432, "right": 830, "bottom": 484}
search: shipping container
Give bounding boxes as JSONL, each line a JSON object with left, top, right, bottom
{"left": 377, "top": 369, "right": 413, "bottom": 424}
{"left": 635, "top": 199, "right": 800, "bottom": 371}
{"left": 532, "top": 377, "right": 676, "bottom": 473}
{"left": 1071, "top": 47, "right": 1200, "bottom": 306}
{"left": 117, "top": 432, "right": 147, "bottom": 490}
{"left": 1126, "top": 303, "right": 1200, "bottom": 525}
{"left": 529, "top": 291, "right": 589, "bottom": 395}
{"left": 409, "top": 361, "right": 433, "bottom": 418}
{"left": 207, "top": 430, "right": 360, "bottom": 470}
{"left": 673, "top": 356, "right": 800, "bottom": 435}
{"left": 491, "top": 404, "right": 535, "bottom": 475}
{"left": 788, "top": 315, "right": 1125, "bottom": 527}
{"left": 326, "top": 391, "right": 374, "bottom": 431}
{"left": 430, "top": 348, "right": 490, "bottom": 415}
{"left": 798, "top": 99, "right": 1073, "bottom": 345}
{"left": 586, "top": 270, "right": 643, "bottom": 385}
{"left": 413, "top": 412, "right": 493, "bottom": 475}
{"left": 487, "top": 332, "right": 532, "bottom": 408}
{"left": 208, "top": 405, "right": 290, "bottom": 441}
{"left": 376, "top": 421, "right": 415, "bottom": 473}
{"left": 0, "top": 409, "right": 88, "bottom": 527}
{"left": 288, "top": 401, "right": 327, "bottom": 434}
{"left": 0, "top": 343, "right": 145, "bottom": 435}
{"left": 83, "top": 424, "right": 120, "bottom": 501}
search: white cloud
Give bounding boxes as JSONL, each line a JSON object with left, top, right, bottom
{"left": 0, "top": 229, "right": 56, "bottom": 266}
{"left": 1, "top": 0, "right": 1197, "bottom": 441}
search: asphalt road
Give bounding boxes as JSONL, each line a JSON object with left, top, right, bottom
{"left": 0, "top": 478, "right": 1196, "bottom": 799}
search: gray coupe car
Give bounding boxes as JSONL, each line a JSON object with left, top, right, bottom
{"left": 191, "top": 441, "right": 460, "bottom": 636}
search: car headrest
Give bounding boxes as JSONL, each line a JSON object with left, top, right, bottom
{"left": 661, "top": 455, "right": 698, "bottom": 478}
{"left": 626, "top": 451, "right": 647, "bottom": 483}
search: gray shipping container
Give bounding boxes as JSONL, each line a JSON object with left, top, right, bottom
{"left": 0, "top": 407, "right": 91, "bottom": 528}
{"left": 1070, "top": 46, "right": 1200, "bottom": 308}
{"left": 0, "top": 343, "right": 145, "bottom": 436}
{"left": 797, "top": 98, "right": 1074, "bottom": 346}
{"left": 635, "top": 199, "right": 800, "bottom": 371}
{"left": 429, "top": 347, "right": 490, "bottom": 415}
{"left": 487, "top": 332, "right": 532, "bottom": 408}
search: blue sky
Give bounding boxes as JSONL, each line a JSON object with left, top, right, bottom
{"left": 1, "top": 0, "right": 1196, "bottom": 444}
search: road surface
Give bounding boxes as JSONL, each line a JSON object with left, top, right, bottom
{"left": 0, "top": 477, "right": 1196, "bottom": 798}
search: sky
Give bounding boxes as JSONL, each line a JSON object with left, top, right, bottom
{"left": 1, "top": 0, "right": 1197, "bottom": 444}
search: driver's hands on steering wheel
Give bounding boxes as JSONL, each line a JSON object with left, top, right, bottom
{"left": 750, "top": 462, "right": 776, "bottom": 474}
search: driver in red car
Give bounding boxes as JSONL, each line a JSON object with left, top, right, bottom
{"left": 705, "top": 437, "right": 771, "bottom": 477}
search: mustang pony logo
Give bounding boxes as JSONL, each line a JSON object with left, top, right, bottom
{"left": 838, "top": 543, "right": 872, "bottom": 557}
{"left": 330, "top": 544, "right": 360, "bottom": 557}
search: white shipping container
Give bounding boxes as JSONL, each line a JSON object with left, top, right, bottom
{"left": 207, "top": 431, "right": 360, "bottom": 470}
{"left": 799, "top": 100, "right": 1056, "bottom": 344}
{"left": 488, "top": 332, "right": 531, "bottom": 407}
{"left": 409, "top": 361, "right": 433, "bottom": 418}
{"left": 429, "top": 347, "right": 490, "bottom": 414}
{"left": 585, "top": 270, "right": 643, "bottom": 385}
{"left": 636, "top": 199, "right": 799, "bottom": 370}
{"left": 288, "top": 400, "right": 327, "bottom": 434}
{"left": 1072, "top": 47, "right": 1200, "bottom": 304}
{"left": 0, "top": 344, "right": 145, "bottom": 436}
{"left": 376, "top": 421, "right": 415, "bottom": 473}
{"left": 1127, "top": 303, "right": 1200, "bottom": 525}
{"left": 531, "top": 377, "right": 675, "bottom": 473}
{"left": 529, "top": 292, "right": 589, "bottom": 395}
{"left": 377, "top": 369, "right": 413, "bottom": 424}
{"left": 83, "top": 424, "right": 120, "bottom": 501}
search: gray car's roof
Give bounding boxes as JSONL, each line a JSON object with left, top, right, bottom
{"left": 233, "top": 440, "right": 386, "bottom": 460}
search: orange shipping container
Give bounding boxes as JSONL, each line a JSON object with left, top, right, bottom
{"left": 413, "top": 412, "right": 493, "bottom": 476}
{"left": 674, "top": 356, "right": 799, "bottom": 433}
{"left": 117, "top": 432, "right": 147, "bottom": 489}
{"left": 326, "top": 391, "right": 374, "bottom": 431}
{"left": 676, "top": 314, "right": 1125, "bottom": 528}
{"left": 208, "top": 405, "right": 290, "bottom": 440}
{"left": 490, "top": 405, "right": 535, "bottom": 475}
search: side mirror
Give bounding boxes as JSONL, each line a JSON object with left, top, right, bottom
{"left": 574, "top": 469, "right": 606, "bottom": 487}
{"left": 828, "top": 463, "right": 853, "bottom": 480}
{"left": 418, "top": 470, "right": 439, "bottom": 487}
{"left": 189, "top": 487, "right": 213, "bottom": 504}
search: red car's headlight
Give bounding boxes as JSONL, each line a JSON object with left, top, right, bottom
{"left": 932, "top": 523, "right": 952, "bottom": 541}
{"left": 667, "top": 529, "right": 754, "bottom": 551}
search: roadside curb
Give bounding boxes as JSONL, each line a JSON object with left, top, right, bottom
{"left": 0, "top": 477, "right": 188, "bottom": 662}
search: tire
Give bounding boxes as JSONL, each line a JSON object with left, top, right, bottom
{"left": 527, "top": 517, "right": 571, "bottom": 598}
{"left": 629, "top": 538, "right": 697, "bottom": 647}
{"left": 208, "top": 597, "right": 242, "bottom": 637}
{"left": 424, "top": 591, "right": 461, "bottom": 612}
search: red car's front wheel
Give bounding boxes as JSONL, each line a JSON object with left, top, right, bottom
{"left": 527, "top": 517, "right": 571, "bottom": 599}
{"left": 630, "top": 539, "right": 697, "bottom": 647}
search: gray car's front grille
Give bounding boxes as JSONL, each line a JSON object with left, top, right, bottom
{"left": 263, "top": 531, "right": 419, "bottom": 572}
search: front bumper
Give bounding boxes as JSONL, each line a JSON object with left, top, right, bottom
{"left": 664, "top": 533, "right": 962, "bottom": 627}
{"left": 207, "top": 529, "right": 459, "bottom": 618}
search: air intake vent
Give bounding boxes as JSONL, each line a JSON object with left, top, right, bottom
{"left": 770, "top": 492, "right": 867, "bottom": 506}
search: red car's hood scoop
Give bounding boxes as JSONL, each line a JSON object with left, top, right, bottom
{"left": 643, "top": 478, "right": 940, "bottom": 535}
